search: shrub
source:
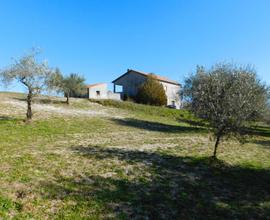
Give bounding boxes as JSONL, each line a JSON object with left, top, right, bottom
{"left": 135, "top": 74, "right": 167, "bottom": 106}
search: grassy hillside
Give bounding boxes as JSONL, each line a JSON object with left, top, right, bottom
{"left": 89, "top": 99, "right": 205, "bottom": 125}
{"left": 0, "top": 93, "right": 269, "bottom": 219}
{"left": 89, "top": 99, "right": 191, "bottom": 119}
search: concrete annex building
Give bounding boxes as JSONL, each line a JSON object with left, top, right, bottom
{"left": 86, "top": 83, "right": 121, "bottom": 100}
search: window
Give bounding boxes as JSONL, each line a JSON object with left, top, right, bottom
{"left": 96, "top": 91, "right": 100, "bottom": 96}
{"left": 114, "top": 85, "right": 123, "bottom": 93}
{"left": 172, "top": 101, "right": 175, "bottom": 106}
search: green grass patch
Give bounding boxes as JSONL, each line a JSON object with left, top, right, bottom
{"left": 89, "top": 99, "right": 203, "bottom": 122}
{"left": 0, "top": 93, "right": 269, "bottom": 219}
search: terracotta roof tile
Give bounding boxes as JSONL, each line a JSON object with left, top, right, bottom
{"left": 112, "top": 69, "right": 180, "bottom": 85}
{"left": 86, "top": 83, "right": 106, "bottom": 88}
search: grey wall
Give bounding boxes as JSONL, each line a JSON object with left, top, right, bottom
{"left": 114, "top": 71, "right": 146, "bottom": 97}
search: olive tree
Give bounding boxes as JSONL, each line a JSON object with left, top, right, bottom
{"left": 0, "top": 49, "right": 54, "bottom": 121}
{"left": 183, "top": 63, "right": 269, "bottom": 158}
{"left": 48, "top": 69, "right": 85, "bottom": 104}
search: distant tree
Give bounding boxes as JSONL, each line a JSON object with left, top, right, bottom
{"left": 0, "top": 48, "right": 54, "bottom": 121}
{"left": 48, "top": 69, "right": 85, "bottom": 104}
{"left": 183, "top": 63, "right": 269, "bottom": 158}
{"left": 264, "top": 104, "right": 270, "bottom": 125}
{"left": 136, "top": 74, "right": 167, "bottom": 106}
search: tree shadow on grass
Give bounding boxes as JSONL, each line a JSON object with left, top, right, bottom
{"left": 0, "top": 116, "right": 15, "bottom": 120}
{"left": 0, "top": 116, "right": 22, "bottom": 123}
{"left": 249, "top": 140, "right": 270, "bottom": 149}
{"left": 34, "top": 98, "right": 67, "bottom": 105}
{"left": 111, "top": 118, "right": 206, "bottom": 133}
{"left": 12, "top": 97, "right": 66, "bottom": 105}
{"left": 12, "top": 97, "right": 27, "bottom": 102}
{"left": 245, "top": 126, "right": 270, "bottom": 138}
{"left": 39, "top": 145, "right": 270, "bottom": 219}
{"left": 254, "top": 140, "right": 270, "bottom": 147}
{"left": 244, "top": 126, "right": 270, "bottom": 148}
{"left": 178, "top": 118, "right": 207, "bottom": 127}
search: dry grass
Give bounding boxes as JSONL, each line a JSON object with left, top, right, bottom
{"left": 0, "top": 92, "right": 269, "bottom": 219}
{"left": 0, "top": 92, "right": 126, "bottom": 120}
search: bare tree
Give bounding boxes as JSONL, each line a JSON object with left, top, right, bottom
{"left": 0, "top": 48, "right": 54, "bottom": 121}
{"left": 48, "top": 69, "right": 85, "bottom": 104}
{"left": 183, "top": 63, "right": 269, "bottom": 158}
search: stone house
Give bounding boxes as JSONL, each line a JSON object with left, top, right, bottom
{"left": 112, "top": 69, "right": 181, "bottom": 109}
{"left": 86, "top": 83, "right": 121, "bottom": 100}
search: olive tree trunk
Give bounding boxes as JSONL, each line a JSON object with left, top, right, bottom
{"left": 66, "top": 92, "right": 70, "bottom": 105}
{"left": 26, "top": 90, "right": 33, "bottom": 120}
{"left": 213, "top": 135, "right": 221, "bottom": 158}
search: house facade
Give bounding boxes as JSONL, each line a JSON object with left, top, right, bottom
{"left": 112, "top": 69, "right": 181, "bottom": 109}
{"left": 86, "top": 83, "right": 121, "bottom": 100}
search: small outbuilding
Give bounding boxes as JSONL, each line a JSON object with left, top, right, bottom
{"left": 86, "top": 83, "right": 121, "bottom": 100}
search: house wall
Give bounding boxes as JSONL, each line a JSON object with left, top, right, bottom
{"left": 160, "top": 82, "right": 181, "bottom": 109}
{"left": 113, "top": 71, "right": 146, "bottom": 97}
{"left": 88, "top": 84, "right": 108, "bottom": 99}
{"left": 107, "top": 91, "right": 121, "bottom": 100}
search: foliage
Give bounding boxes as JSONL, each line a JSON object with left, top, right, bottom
{"left": 0, "top": 48, "right": 54, "bottom": 120}
{"left": 48, "top": 69, "right": 85, "bottom": 104}
{"left": 135, "top": 74, "right": 167, "bottom": 106}
{"left": 264, "top": 105, "right": 270, "bottom": 125}
{"left": 183, "top": 62, "right": 269, "bottom": 157}
{"left": 123, "top": 93, "right": 134, "bottom": 101}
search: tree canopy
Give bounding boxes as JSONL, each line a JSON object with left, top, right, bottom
{"left": 0, "top": 48, "right": 54, "bottom": 120}
{"left": 136, "top": 74, "right": 167, "bottom": 106}
{"left": 48, "top": 69, "right": 85, "bottom": 104}
{"left": 183, "top": 63, "right": 269, "bottom": 158}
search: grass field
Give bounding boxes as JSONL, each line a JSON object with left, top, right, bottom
{"left": 0, "top": 93, "right": 269, "bottom": 219}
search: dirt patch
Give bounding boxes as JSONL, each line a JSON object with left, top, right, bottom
{"left": 1, "top": 99, "right": 124, "bottom": 119}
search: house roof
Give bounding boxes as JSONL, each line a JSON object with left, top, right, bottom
{"left": 112, "top": 69, "right": 180, "bottom": 86}
{"left": 86, "top": 83, "right": 106, "bottom": 88}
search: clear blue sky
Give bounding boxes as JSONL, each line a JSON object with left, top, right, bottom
{"left": 0, "top": 0, "right": 269, "bottom": 92}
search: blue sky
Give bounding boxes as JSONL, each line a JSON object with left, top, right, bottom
{"left": 0, "top": 0, "right": 269, "bottom": 92}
